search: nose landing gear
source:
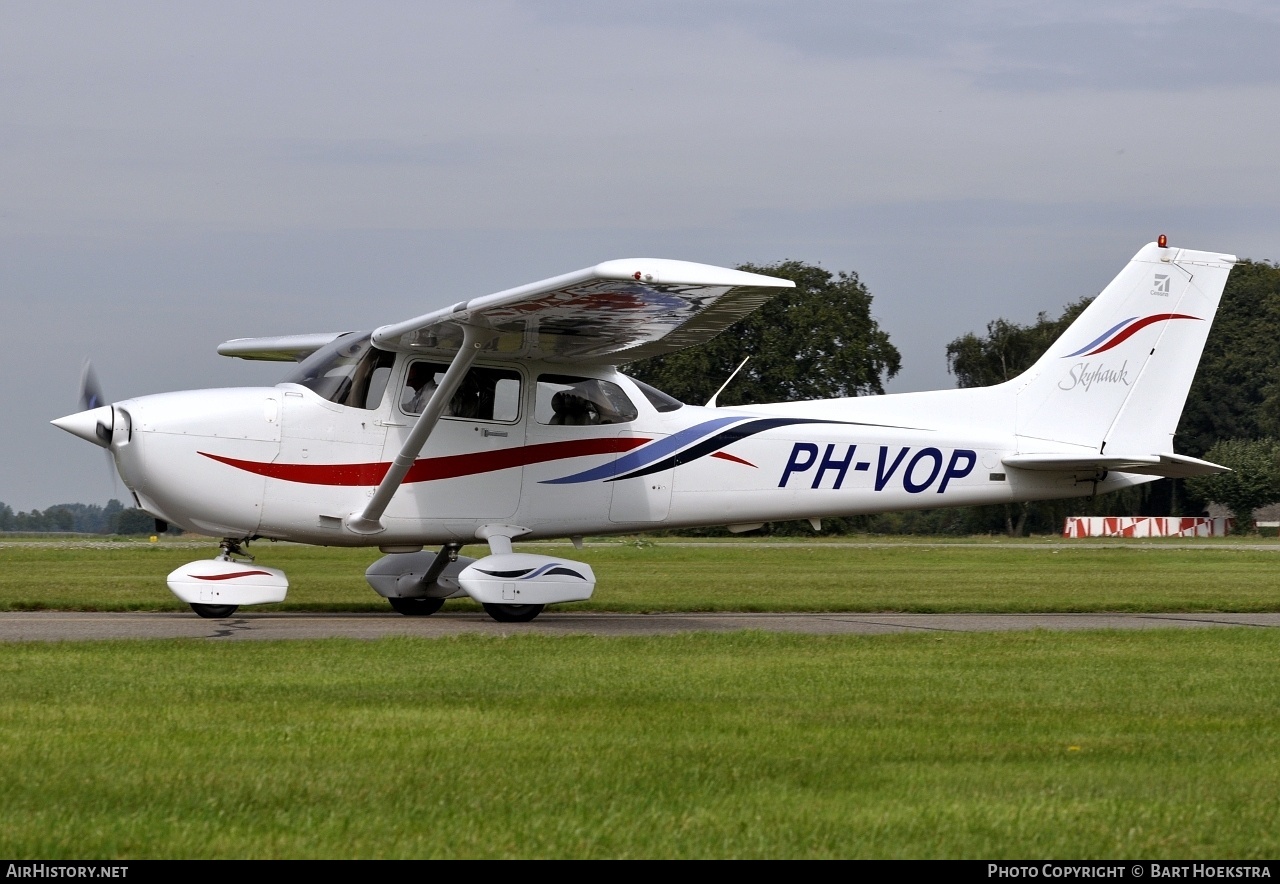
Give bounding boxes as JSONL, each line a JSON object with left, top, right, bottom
{"left": 166, "top": 537, "right": 289, "bottom": 618}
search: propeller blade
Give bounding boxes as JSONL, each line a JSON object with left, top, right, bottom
{"left": 80, "top": 358, "right": 107, "bottom": 412}
{"left": 74, "top": 358, "right": 118, "bottom": 493}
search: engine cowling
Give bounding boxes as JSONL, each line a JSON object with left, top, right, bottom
{"left": 458, "top": 553, "right": 595, "bottom": 606}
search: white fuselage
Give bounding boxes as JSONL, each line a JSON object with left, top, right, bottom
{"left": 109, "top": 358, "right": 1140, "bottom": 546}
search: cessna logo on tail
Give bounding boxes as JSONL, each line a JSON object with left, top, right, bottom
{"left": 1151, "top": 274, "right": 1171, "bottom": 296}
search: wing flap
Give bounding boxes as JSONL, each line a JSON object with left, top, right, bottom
{"left": 1003, "top": 452, "right": 1228, "bottom": 478}
{"left": 371, "top": 259, "right": 793, "bottom": 363}
{"left": 217, "top": 333, "right": 345, "bottom": 362}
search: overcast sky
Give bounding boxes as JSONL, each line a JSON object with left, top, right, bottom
{"left": 5, "top": 1, "right": 1279, "bottom": 511}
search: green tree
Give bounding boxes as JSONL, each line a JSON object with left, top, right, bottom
{"left": 945, "top": 298, "right": 1093, "bottom": 386}
{"left": 111, "top": 508, "right": 158, "bottom": 535}
{"left": 45, "top": 506, "right": 74, "bottom": 532}
{"left": 1177, "top": 260, "right": 1280, "bottom": 457}
{"left": 1185, "top": 438, "right": 1280, "bottom": 533}
{"left": 626, "top": 261, "right": 901, "bottom": 406}
{"left": 946, "top": 298, "right": 1107, "bottom": 535}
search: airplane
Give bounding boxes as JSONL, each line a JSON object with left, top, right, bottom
{"left": 52, "top": 238, "right": 1236, "bottom": 622}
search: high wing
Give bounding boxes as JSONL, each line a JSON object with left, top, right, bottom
{"left": 1003, "top": 452, "right": 1228, "bottom": 478}
{"left": 370, "top": 259, "right": 794, "bottom": 362}
{"left": 217, "top": 260, "right": 793, "bottom": 364}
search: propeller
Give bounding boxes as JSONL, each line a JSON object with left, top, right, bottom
{"left": 79, "top": 358, "right": 113, "bottom": 444}
{"left": 50, "top": 358, "right": 119, "bottom": 494}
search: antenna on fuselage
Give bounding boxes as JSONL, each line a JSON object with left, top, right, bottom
{"left": 705, "top": 356, "right": 750, "bottom": 408}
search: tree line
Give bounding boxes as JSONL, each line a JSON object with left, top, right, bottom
{"left": 0, "top": 499, "right": 163, "bottom": 535}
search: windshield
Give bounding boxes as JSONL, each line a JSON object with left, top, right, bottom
{"left": 281, "top": 332, "right": 396, "bottom": 409}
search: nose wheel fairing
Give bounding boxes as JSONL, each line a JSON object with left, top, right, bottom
{"left": 167, "top": 556, "right": 289, "bottom": 609}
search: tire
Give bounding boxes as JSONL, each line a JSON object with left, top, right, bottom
{"left": 388, "top": 596, "right": 445, "bottom": 616}
{"left": 190, "top": 603, "right": 238, "bottom": 619}
{"left": 482, "top": 603, "right": 545, "bottom": 623}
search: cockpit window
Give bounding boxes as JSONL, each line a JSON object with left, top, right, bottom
{"left": 536, "top": 374, "right": 639, "bottom": 426}
{"left": 402, "top": 361, "right": 522, "bottom": 422}
{"left": 626, "top": 376, "right": 684, "bottom": 413}
{"left": 281, "top": 332, "right": 395, "bottom": 410}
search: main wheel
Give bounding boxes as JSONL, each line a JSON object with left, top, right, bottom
{"left": 482, "top": 603, "right": 545, "bottom": 623}
{"left": 190, "top": 603, "right": 238, "bottom": 619}
{"left": 388, "top": 596, "right": 445, "bottom": 616}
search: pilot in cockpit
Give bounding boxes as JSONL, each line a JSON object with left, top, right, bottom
{"left": 401, "top": 363, "right": 438, "bottom": 414}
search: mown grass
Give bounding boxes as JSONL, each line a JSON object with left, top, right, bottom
{"left": 1, "top": 630, "right": 1278, "bottom": 858}
{"left": 2, "top": 538, "right": 1280, "bottom": 612}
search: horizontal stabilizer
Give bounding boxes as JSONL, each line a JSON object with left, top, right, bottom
{"left": 1003, "top": 452, "right": 1228, "bottom": 478}
{"left": 217, "top": 333, "right": 345, "bottom": 362}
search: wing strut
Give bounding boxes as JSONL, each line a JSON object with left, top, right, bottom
{"left": 345, "top": 324, "right": 496, "bottom": 535}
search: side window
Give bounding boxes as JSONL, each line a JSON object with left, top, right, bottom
{"left": 401, "top": 362, "right": 521, "bottom": 422}
{"left": 536, "top": 374, "right": 638, "bottom": 426}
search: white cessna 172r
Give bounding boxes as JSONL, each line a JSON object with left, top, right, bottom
{"left": 53, "top": 238, "right": 1235, "bottom": 622}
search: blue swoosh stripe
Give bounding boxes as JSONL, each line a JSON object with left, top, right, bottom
{"left": 540, "top": 416, "right": 745, "bottom": 484}
{"left": 1064, "top": 317, "right": 1136, "bottom": 358}
{"left": 609, "top": 417, "right": 836, "bottom": 482}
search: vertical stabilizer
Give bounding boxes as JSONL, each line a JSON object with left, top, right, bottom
{"left": 1013, "top": 242, "right": 1235, "bottom": 454}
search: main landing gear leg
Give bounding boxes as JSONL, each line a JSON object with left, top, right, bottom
{"left": 387, "top": 543, "right": 459, "bottom": 616}
{"left": 473, "top": 527, "right": 547, "bottom": 623}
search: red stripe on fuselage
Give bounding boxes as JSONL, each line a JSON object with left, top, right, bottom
{"left": 711, "top": 451, "right": 756, "bottom": 467}
{"left": 199, "top": 437, "right": 651, "bottom": 486}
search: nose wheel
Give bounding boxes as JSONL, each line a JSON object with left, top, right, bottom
{"left": 190, "top": 603, "right": 239, "bottom": 619}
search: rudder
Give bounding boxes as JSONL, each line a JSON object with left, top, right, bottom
{"left": 1012, "top": 242, "right": 1235, "bottom": 455}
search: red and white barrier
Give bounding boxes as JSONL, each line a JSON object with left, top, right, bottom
{"left": 1062, "top": 516, "right": 1234, "bottom": 538}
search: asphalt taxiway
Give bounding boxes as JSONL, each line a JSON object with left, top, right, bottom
{"left": 1, "top": 610, "right": 1278, "bottom": 642}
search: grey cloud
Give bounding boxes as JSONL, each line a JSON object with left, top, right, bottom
{"left": 972, "top": 8, "right": 1280, "bottom": 91}
{"left": 275, "top": 138, "right": 487, "bottom": 167}
{"left": 530, "top": 1, "right": 1280, "bottom": 91}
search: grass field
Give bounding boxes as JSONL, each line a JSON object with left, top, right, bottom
{"left": 2, "top": 537, "right": 1278, "bottom": 858}
{"left": 2, "top": 536, "right": 1280, "bottom": 613}
{"left": 1, "top": 630, "right": 1278, "bottom": 858}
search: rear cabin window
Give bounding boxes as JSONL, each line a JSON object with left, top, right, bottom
{"left": 535, "top": 374, "right": 638, "bottom": 426}
{"left": 401, "top": 362, "right": 521, "bottom": 422}
{"left": 626, "top": 376, "right": 684, "bottom": 413}
{"left": 282, "top": 332, "right": 395, "bottom": 410}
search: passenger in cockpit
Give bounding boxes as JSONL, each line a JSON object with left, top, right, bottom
{"left": 550, "top": 390, "right": 598, "bottom": 425}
